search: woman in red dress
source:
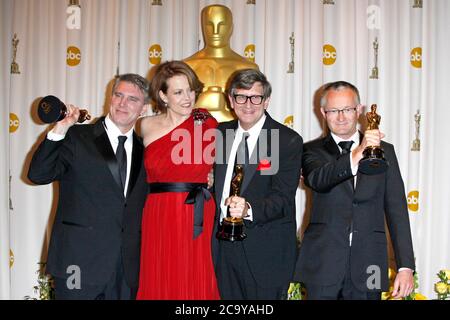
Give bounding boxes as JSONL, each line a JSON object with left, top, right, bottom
{"left": 137, "top": 61, "right": 219, "bottom": 300}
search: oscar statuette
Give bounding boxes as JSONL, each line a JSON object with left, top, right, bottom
{"left": 11, "top": 34, "right": 21, "bottom": 74}
{"left": 287, "top": 32, "right": 295, "bottom": 74}
{"left": 369, "top": 37, "right": 379, "bottom": 79}
{"left": 216, "top": 165, "right": 247, "bottom": 242}
{"left": 38, "top": 95, "right": 91, "bottom": 124}
{"left": 411, "top": 110, "right": 421, "bottom": 151}
{"left": 359, "top": 104, "right": 389, "bottom": 175}
{"left": 413, "top": 0, "right": 423, "bottom": 8}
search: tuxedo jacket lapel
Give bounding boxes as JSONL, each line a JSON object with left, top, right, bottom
{"left": 215, "top": 122, "right": 237, "bottom": 204}
{"left": 354, "top": 131, "right": 365, "bottom": 191}
{"left": 92, "top": 118, "right": 124, "bottom": 197}
{"left": 323, "top": 134, "right": 340, "bottom": 156}
{"left": 126, "top": 132, "right": 144, "bottom": 198}
{"left": 240, "top": 116, "right": 274, "bottom": 195}
{"left": 241, "top": 163, "right": 258, "bottom": 195}
{"left": 323, "top": 134, "right": 354, "bottom": 194}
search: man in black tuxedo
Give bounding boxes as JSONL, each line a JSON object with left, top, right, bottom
{"left": 212, "top": 69, "right": 303, "bottom": 299}
{"left": 28, "top": 74, "right": 149, "bottom": 299}
{"left": 294, "top": 81, "right": 415, "bottom": 300}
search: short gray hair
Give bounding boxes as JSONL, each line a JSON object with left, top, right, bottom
{"left": 112, "top": 73, "right": 150, "bottom": 104}
{"left": 320, "top": 81, "right": 360, "bottom": 108}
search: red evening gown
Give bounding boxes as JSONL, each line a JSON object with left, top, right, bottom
{"left": 137, "top": 109, "right": 220, "bottom": 300}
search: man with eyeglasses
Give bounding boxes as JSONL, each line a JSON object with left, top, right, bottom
{"left": 294, "top": 81, "right": 415, "bottom": 300}
{"left": 212, "top": 69, "right": 303, "bottom": 299}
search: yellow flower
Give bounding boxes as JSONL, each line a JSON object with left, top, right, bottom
{"left": 414, "top": 293, "right": 427, "bottom": 300}
{"left": 443, "top": 269, "right": 450, "bottom": 280}
{"left": 287, "top": 283, "right": 294, "bottom": 294}
{"left": 435, "top": 281, "right": 448, "bottom": 294}
{"left": 447, "top": 284, "right": 450, "bottom": 293}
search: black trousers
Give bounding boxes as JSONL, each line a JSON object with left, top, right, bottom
{"left": 216, "top": 241, "right": 288, "bottom": 300}
{"left": 305, "top": 254, "right": 381, "bottom": 300}
{"left": 53, "top": 254, "right": 136, "bottom": 300}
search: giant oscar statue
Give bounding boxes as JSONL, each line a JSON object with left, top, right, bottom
{"left": 184, "top": 4, "right": 259, "bottom": 122}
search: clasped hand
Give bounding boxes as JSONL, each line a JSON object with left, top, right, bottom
{"left": 225, "top": 196, "right": 248, "bottom": 219}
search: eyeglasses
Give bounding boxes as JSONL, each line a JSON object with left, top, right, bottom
{"left": 233, "top": 94, "right": 264, "bottom": 105}
{"left": 324, "top": 107, "right": 357, "bottom": 116}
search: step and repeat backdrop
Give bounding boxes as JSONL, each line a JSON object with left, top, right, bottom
{"left": 1, "top": 0, "right": 449, "bottom": 299}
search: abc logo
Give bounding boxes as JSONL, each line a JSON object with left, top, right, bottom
{"left": 284, "top": 115, "right": 294, "bottom": 129}
{"left": 10, "top": 249, "right": 14, "bottom": 268}
{"left": 67, "top": 46, "right": 81, "bottom": 67}
{"left": 323, "top": 44, "right": 337, "bottom": 65}
{"left": 244, "top": 44, "right": 256, "bottom": 62}
{"left": 9, "top": 113, "right": 19, "bottom": 133}
{"left": 410, "top": 47, "right": 422, "bottom": 68}
{"left": 407, "top": 190, "right": 419, "bottom": 212}
{"left": 149, "top": 44, "right": 162, "bottom": 65}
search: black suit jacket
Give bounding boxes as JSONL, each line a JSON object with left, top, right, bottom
{"left": 294, "top": 133, "right": 415, "bottom": 292}
{"left": 28, "top": 117, "right": 147, "bottom": 288}
{"left": 212, "top": 113, "right": 303, "bottom": 288}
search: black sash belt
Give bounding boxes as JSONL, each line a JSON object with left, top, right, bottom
{"left": 148, "top": 182, "right": 211, "bottom": 239}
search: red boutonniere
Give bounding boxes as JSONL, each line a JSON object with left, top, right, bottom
{"left": 257, "top": 159, "right": 271, "bottom": 171}
{"left": 192, "top": 108, "right": 212, "bottom": 126}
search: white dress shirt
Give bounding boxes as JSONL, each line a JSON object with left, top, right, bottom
{"left": 220, "top": 114, "right": 266, "bottom": 222}
{"left": 47, "top": 115, "right": 134, "bottom": 197}
{"left": 104, "top": 116, "right": 133, "bottom": 196}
